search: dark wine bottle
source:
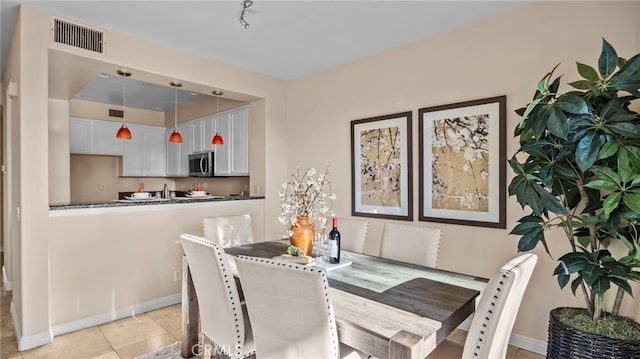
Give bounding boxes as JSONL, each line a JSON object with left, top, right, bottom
{"left": 328, "top": 218, "right": 341, "bottom": 264}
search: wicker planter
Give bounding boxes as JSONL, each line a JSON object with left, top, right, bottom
{"left": 547, "top": 307, "right": 640, "bottom": 359}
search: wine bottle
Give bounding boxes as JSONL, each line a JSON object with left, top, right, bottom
{"left": 328, "top": 218, "right": 341, "bottom": 264}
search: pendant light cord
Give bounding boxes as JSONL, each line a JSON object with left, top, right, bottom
{"left": 174, "top": 85, "right": 178, "bottom": 129}
{"left": 122, "top": 74, "right": 126, "bottom": 125}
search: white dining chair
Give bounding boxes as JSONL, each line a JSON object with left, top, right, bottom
{"left": 235, "top": 256, "right": 367, "bottom": 359}
{"left": 202, "top": 213, "right": 254, "bottom": 248}
{"left": 428, "top": 253, "right": 538, "bottom": 359}
{"left": 179, "top": 234, "right": 255, "bottom": 359}
{"left": 379, "top": 223, "right": 442, "bottom": 268}
{"left": 336, "top": 217, "right": 369, "bottom": 253}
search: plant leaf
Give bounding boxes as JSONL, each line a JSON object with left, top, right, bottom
{"left": 603, "top": 192, "right": 622, "bottom": 216}
{"left": 623, "top": 192, "right": 640, "bottom": 213}
{"left": 591, "top": 165, "right": 621, "bottom": 184}
{"left": 557, "top": 93, "right": 590, "bottom": 114}
{"left": 576, "top": 132, "right": 600, "bottom": 171}
{"left": 598, "top": 140, "right": 618, "bottom": 159}
{"left": 599, "top": 38, "right": 618, "bottom": 78}
{"left": 607, "top": 122, "right": 640, "bottom": 138}
{"left": 569, "top": 80, "right": 591, "bottom": 90}
{"left": 577, "top": 62, "right": 600, "bottom": 81}
{"left": 585, "top": 180, "right": 619, "bottom": 191}
{"left": 547, "top": 106, "right": 569, "bottom": 139}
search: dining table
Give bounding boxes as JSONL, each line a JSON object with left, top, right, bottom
{"left": 181, "top": 240, "right": 486, "bottom": 359}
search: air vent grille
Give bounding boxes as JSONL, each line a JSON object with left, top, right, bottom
{"left": 53, "top": 18, "right": 104, "bottom": 53}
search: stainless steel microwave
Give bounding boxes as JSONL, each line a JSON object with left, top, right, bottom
{"left": 188, "top": 152, "right": 215, "bottom": 177}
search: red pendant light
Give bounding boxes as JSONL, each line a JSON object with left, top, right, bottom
{"left": 169, "top": 81, "right": 183, "bottom": 143}
{"left": 116, "top": 69, "right": 133, "bottom": 139}
{"left": 212, "top": 90, "right": 224, "bottom": 145}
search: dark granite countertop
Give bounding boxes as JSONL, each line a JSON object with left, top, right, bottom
{"left": 49, "top": 195, "right": 265, "bottom": 210}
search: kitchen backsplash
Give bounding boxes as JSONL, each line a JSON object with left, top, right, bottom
{"left": 68, "top": 154, "right": 249, "bottom": 203}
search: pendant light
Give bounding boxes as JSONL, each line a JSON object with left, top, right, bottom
{"left": 169, "top": 81, "right": 183, "bottom": 143}
{"left": 212, "top": 90, "right": 224, "bottom": 145}
{"left": 116, "top": 69, "right": 132, "bottom": 139}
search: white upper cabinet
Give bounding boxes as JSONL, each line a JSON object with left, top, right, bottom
{"left": 191, "top": 118, "right": 206, "bottom": 154}
{"left": 68, "top": 106, "right": 248, "bottom": 177}
{"left": 212, "top": 106, "right": 249, "bottom": 176}
{"left": 122, "top": 124, "right": 167, "bottom": 176}
{"left": 70, "top": 118, "right": 123, "bottom": 155}
{"left": 229, "top": 107, "right": 249, "bottom": 176}
{"left": 213, "top": 112, "right": 231, "bottom": 176}
{"left": 166, "top": 122, "right": 192, "bottom": 177}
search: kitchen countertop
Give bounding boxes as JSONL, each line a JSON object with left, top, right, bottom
{"left": 49, "top": 195, "right": 265, "bottom": 210}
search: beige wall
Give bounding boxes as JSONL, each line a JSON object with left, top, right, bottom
{"left": 48, "top": 200, "right": 264, "bottom": 331}
{"left": 48, "top": 99, "right": 70, "bottom": 204}
{"left": 5, "top": 4, "right": 287, "bottom": 350}
{"left": 70, "top": 99, "right": 164, "bottom": 126}
{"left": 285, "top": 0, "right": 640, "bottom": 345}
{"left": 7, "top": 0, "right": 640, "bottom": 352}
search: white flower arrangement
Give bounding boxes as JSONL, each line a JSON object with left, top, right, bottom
{"left": 278, "top": 162, "right": 336, "bottom": 236}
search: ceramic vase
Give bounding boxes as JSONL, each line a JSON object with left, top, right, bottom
{"left": 289, "top": 216, "right": 315, "bottom": 256}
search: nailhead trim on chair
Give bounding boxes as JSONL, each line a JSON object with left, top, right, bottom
{"left": 238, "top": 256, "right": 340, "bottom": 358}
{"left": 470, "top": 254, "right": 534, "bottom": 357}
{"left": 182, "top": 234, "right": 256, "bottom": 359}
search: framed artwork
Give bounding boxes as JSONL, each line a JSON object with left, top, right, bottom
{"left": 351, "top": 112, "right": 413, "bottom": 221}
{"left": 418, "top": 96, "right": 506, "bottom": 228}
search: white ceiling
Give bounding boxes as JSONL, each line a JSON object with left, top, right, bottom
{"left": 1, "top": 1, "right": 533, "bottom": 111}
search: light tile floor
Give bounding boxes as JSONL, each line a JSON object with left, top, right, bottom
{"left": 1, "top": 285, "right": 545, "bottom": 359}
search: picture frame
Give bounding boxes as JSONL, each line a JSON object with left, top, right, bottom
{"left": 351, "top": 112, "right": 413, "bottom": 221}
{"left": 418, "top": 96, "right": 506, "bottom": 228}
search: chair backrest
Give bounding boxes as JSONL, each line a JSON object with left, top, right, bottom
{"left": 202, "top": 214, "right": 254, "bottom": 248}
{"left": 379, "top": 223, "right": 442, "bottom": 268}
{"left": 179, "top": 234, "right": 254, "bottom": 358}
{"left": 235, "top": 256, "right": 340, "bottom": 359}
{"left": 462, "top": 254, "right": 537, "bottom": 359}
{"left": 337, "top": 217, "right": 369, "bottom": 253}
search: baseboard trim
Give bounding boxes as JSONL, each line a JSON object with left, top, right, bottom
{"left": 457, "top": 319, "right": 547, "bottom": 355}
{"left": 11, "top": 302, "right": 54, "bottom": 351}
{"left": 51, "top": 293, "right": 181, "bottom": 336}
{"left": 2, "top": 265, "right": 12, "bottom": 291}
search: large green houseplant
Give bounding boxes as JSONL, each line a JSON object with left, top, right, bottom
{"left": 509, "top": 39, "right": 640, "bottom": 352}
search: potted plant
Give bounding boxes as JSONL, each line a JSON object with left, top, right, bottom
{"left": 278, "top": 162, "right": 335, "bottom": 255}
{"left": 509, "top": 39, "right": 640, "bottom": 358}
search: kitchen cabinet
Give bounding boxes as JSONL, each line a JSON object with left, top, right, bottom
{"left": 166, "top": 122, "right": 192, "bottom": 177}
{"left": 187, "top": 117, "right": 207, "bottom": 154}
{"left": 229, "top": 107, "right": 249, "bottom": 175}
{"left": 213, "top": 106, "right": 249, "bottom": 176}
{"left": 122, "top": 124, "right": 167, "bottom": 176}
{"left": 213, "top": 112, "right": 231, "bottom": 176}
{"left": 70, "top": 118, "right": 123, "bottom": 155}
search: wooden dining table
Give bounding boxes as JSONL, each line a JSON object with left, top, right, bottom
{"left": 181, "top": 240, "right": 486, "bottom": 359}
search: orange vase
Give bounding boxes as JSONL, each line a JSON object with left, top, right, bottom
{"left": 289, "top": 216, "right": 315, "bottom": 256}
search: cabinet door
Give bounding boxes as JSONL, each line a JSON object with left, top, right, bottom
{"left": 122, "top": 124, "right": 167, "bottom": 176}
{"left": 191, "top": 119, "right": 205, "bottom": 154}
{"left": 144, "top": 126, "right": 167, "bottom": 176}
{"left": 166, "top": 127, "right": 180, "bottom": 176}
{"left": 122, "top": 124, "right": 145, "bottom": 176}
{"left": 213, "top": 113, "right": 231, "bottom": 176}
{"left": 94, "top": 120, "right": 124, "bottom": 155}
{"left": 178, "top": 122, "right": 192, "bottom": 176}
{"left": 230, "top": 107, "right": 249, "bottom": 175}
{"left": 202, "top": 115, "right": 215, "bottom": 152}
{"left": 69, "top": 118, "right": 94, "bottom": 154}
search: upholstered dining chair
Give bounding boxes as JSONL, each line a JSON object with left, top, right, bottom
{"left": 336, "top": 217, "right": 369, "bottom": 253}
{"left": 234, "top": 256, "right": 367, "bottom": 359}
{"left": 428, "top": 253, "right": 538, "bottom": 359}
{"left": 379, "top": 223, "right": 442, "bottom": 267}
{"left": 179, "top": 234, "right": 255, "bottom": 359}
{"left": 202, "top": 213, "right": 254, "bottom": 248}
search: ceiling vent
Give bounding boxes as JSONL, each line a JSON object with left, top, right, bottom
{"left": 52, "top": 18, "right": 104, "bottom": 54}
